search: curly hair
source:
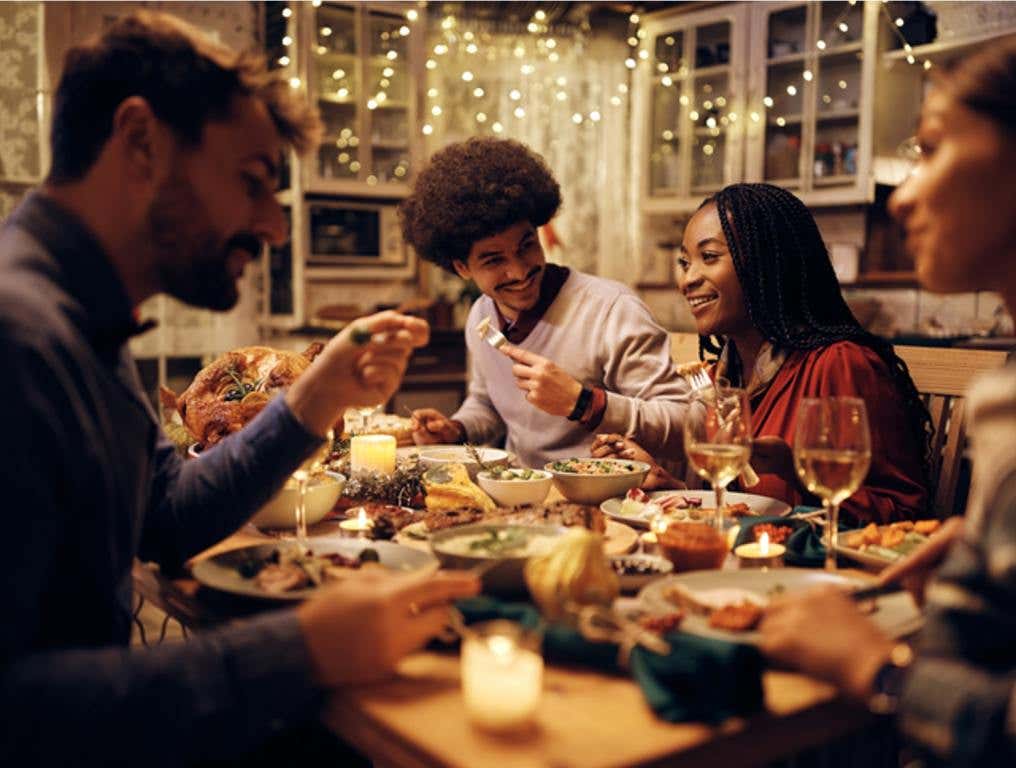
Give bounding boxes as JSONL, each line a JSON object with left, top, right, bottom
{"left": 48, "top": 11, "right": 321, "bottom": 183}
{"left": 696, "top": 183, "right": 933, "bottom": 487}
{"left": 399, "top": 137, "right": 562, "bottom": 272}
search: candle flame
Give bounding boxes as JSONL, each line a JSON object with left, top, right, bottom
{"left": 357, "top": 508, "right": 368, "bottom": 527}
{"left": 759, "top": 531, "right": 770, "bottom": 556}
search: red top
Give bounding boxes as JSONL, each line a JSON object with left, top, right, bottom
{"left": 741, "top": 341, "right": 928, "bottom": 525}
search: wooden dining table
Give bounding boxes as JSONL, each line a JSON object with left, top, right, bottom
{"left": 133, "top": 517, "right": 888, "bottom": 768}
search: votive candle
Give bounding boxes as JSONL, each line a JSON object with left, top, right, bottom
{"left": 350, "top": 434, "right": 396, "bottom": 475}
{"left": 461, "top": 621, "right": 543, "bottom": 732}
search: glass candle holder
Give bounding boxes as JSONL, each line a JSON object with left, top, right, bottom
{"left": 461, "top": 620, "right": 543, "bottom": 733}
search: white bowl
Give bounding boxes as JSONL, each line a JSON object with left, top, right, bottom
{"left": 250, "top": 471, "right": 346, "bottom": 530}
{"left": 544, "top": 458, "right": 651, "bottom": 505}
{"left": 476, "top": 469, "right": 553, "bottom": 507}
{"left": 417, "top": 445, "right": 509, "bottom": 480}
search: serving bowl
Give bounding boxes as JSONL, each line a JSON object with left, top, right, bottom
{"left": 543, "top": 458, "right": 651, "bottom": 505}
{"left": 658, "top": 522, "right": 729, "bottom": 573}
{"left": 417, "top": 445, "right": 509, "bottom": 480}
{"left": 475, "top": 468, "right": 553, "bottom": 507}
{"left": 249, "top": 471, "right": 346, "bottom": 530}
{"left": 609, "top": 553, "right": 674, "bottom": 592}
{"left": 429, "top": 522, "right": 566, "bottom": 595}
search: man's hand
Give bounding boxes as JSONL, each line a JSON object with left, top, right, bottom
{"left": 590, "top": 433, "right": 684, "bottom": 490}
{"left": 298, "top": 570, "right": 479, "bottom": 686}
{"left": 411, "top": 408, "right": 464, "bottom": 445}
{"left": 758, "top": 585, "right": 895, "bottom": 701}
{"left": 286, "top": 310, "right": 429, "bottom": 437}
{"left": 500, "top": 343, "right": 583, "bottom": 418}
{"left": 877, "top": 516, "right": 963, "bottom": 605}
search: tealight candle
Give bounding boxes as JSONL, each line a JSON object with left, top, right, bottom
{"left": 461, "top": 620, "right": 543, "bottom": 733}
{"left": 734, "top": 531, "right": 786, "bottom": 569}
{"left": 350, "top": 434, "right": 396, "bottom": 475}
{"left": 339, "top": 507, "right": 373, "bottom": 537}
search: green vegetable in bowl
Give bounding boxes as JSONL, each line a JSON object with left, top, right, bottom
{"left": 467, "top": 527, "right": 530, "bottom": 556}
{"left": 489, "top": 467, "right": 539, "bottom": 481}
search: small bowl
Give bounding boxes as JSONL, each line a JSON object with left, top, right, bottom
{"left": 544, "top": 458, "right": 650, "bottom": 505}
{"left": 250, "top": 471, "right": 346, "bottom": 530}
{"left": 609, "top": 554, "right": 674, "bottom": 592}
{"left": 475, "top": 469, "right": 553, "bottom": 507}
{"left": 658, "top": 521, "right": 729, "bottom": 573}
{"left": 429, "top": 522, "right": 566, "bottom": 595}
{"left": 418, "top": 446, "right": 509, "bottom": 480}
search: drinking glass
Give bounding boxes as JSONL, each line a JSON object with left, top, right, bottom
{"left": 793, "top": 397, "right": 871, "bottom": 571}
{"left": 683, "top": 385, "right": 752, "bottom": 532}
{"left": 290, "top": 429, "right": 334, "bottom": 553}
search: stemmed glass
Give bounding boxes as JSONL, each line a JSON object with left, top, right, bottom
{"left": 291, "top": 429, "right": 334, "bottom": 554}
{"left": 683, "top": 384, "right": 752, "bottom": 533}
{"left": 793, "top": 397, "right": 871, "bottom": 571}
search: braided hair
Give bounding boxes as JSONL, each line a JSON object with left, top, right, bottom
{"left": 696, "top": 183, "right": 933, "bottom": 480}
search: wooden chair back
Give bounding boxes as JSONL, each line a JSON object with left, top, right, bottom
{"left": 669, "top": 332, "right": 1008, "bottom": 516}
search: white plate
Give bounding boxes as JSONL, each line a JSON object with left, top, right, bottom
{"left": 600, "top": 490, "right": 791, "bottom": 530}
{"left": 637, "top": 568, "right": 922, "bottom": 644}
{"left": 191, "top": 538, "right": 438, "bottom": 602}
{"left": 396, "top": 519, "right": 639, "bottom": 556}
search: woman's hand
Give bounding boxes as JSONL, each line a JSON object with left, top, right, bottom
{"left": 877, "top": 516, "right": 963, "bottom": 605}
{"left": 299, "top": 570, "right": 479, "bottom": 686}
{"left": 286, "top": 311, "right": 429, "bottom": 437}
{"left": 758, "top": 585, "right": 895, "bottom": 701}
{"left": 411, "top": 408, "right": 465, "bottom": 445}
{"left": 499, "top": 344, "right": 584, "bottom": 417}
{"left": 590, "top": 433, "right": 685, "bottom": 490}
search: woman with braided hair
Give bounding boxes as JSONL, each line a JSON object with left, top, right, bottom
{"left": 594, "top": 183, "right": 929, "bottom": 525}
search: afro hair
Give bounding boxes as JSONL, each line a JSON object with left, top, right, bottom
{"left": 399, "top": 137, "right": 562, "bottom": 273}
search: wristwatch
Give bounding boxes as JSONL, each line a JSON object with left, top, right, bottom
{"left": 868, "top": 642, "right": 914, "bottom": 715}
{"left": 568, "top": 386, "right": 593, "bottom": 421}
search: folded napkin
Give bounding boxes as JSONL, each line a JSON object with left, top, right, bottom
{"left": 734, "top": 507, "right": 826, "bottom": 567}
{"left": 456, "top": 596, "right": 764, "bottom": 724}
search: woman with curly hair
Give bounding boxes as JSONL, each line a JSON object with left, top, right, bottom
{"left": 400, "top": 137, "right": 689, "bottom": 468}
{"left": 595, "top": 183, "right": 930, "bottom": 525}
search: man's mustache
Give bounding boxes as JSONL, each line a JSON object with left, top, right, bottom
{"left": 223, "top": 232, "right": 262, "bottom": 260}
{"left": 496, "top": 265, "right": 542, "bottom": 291}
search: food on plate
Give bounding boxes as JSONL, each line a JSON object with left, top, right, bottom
{"left": 658, "top": 522, "right": 729, "bottom": 572}
{"left": 752, "top": 523, "right": 794, "bottom": 545}
{"left": 423, "top": 506, "right": 486, "bottom": 531}
{"left": 617, "top": 489, "right": 755, "bottom": 523}
{"left": 708, "top": 602, "right": 764, "bottom": 632}
{"left": 421, "top": 499, "right": 605, "bottom": 535}
{"left": 638, "top": 611, "right": 684, "bottom": 634}
{"left": 548, "top": 458, "right": 641, "bottom": 475}
{"left": 843, "top": 520, "right": 941, "bottom": 561}
{"left": 163, "top": 343, "right": 323, "bottom": 447}
{"left": 423, "top": 462, "right": 497, "bottom": 515}
{"left": 438, "top": 526, "right": 560, "bottom": 559}
{"left": 663, "top": 583, "right": 767, "bottom": 633}
{"left": 725, "top": 502, "right": 753, "bottom": 518}
{"left": 237, "top": 546, "right": 383, "bottom": 594}
{"left": 350, "top": 502, "right": 420, "bottom": 541}
{"left": 526, "top": 528, "right": 619, "bottom": 620}
{"left": 611, "top": 557, "right": 672, "bottom": 578}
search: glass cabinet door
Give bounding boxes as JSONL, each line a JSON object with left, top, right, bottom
{"left": 366, "top": 9, "right": 411, "bottom": 185}
{"left": 312, "top": 4, "right": 361, "bottom": 182}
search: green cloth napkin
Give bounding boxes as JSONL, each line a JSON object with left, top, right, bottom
{"left": 456, "top": 596, "right": 764, "bottom": 724}
{"left": 734, "top": 506, "right": 827, "bottom": 567}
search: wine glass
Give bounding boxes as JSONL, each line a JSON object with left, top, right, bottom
{"left": 291, "top": 429, "right": 334, "bottom": 554}
{"left": 793, "top": 397, "right": 871, "bottom": 571}
{"left": 683, "top": 385, "right": 752, "bottom": 533}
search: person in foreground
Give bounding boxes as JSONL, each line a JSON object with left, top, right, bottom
{"left": 594, "top": 183, "right": 930, "bottom": 525}
{"left": 400, "top": 137, "right": 689, "bottom": 469}
{"left": 760, "top": 39, "right": 1016, "bottom": 767}
{"left": 0, "top": 13, "right": 477, "bottom": 766}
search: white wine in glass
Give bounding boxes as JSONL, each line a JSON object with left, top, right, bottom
{"left": 793, "top": 398, "right": 871, "bottom": 571}
{"left": 683, "top": 386, "right": 751, "bottom": 532}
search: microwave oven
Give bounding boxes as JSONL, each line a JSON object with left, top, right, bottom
{"left": 305, "top": 198, "right": 415, "bottom": 280}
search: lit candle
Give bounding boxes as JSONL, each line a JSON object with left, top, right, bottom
{"left": 350, "top": 434, "right": 396, "bottom": 475}
{"left": 461, "top": 622, "right": 543, "bottom": 732}
{"left": 734, "top": 531, "right": 786, "bottom": 569}
{"left": 339, "top": 507, "right": 373, "bottom": 537}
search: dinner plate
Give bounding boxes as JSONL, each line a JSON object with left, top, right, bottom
{"left": 637, "top": 568, "right": 923, "bottom": 645}
{"left": 191, "top": 538, "right": 438, "bottom": 602}
{"left": 395, "top": 519, "right": 638, "bottom": 556}
{"left": 600, "top": 490, "right": 791, "bottom": 530}
{"left": 833, "top": 530, "right": 931, "bottom": 571}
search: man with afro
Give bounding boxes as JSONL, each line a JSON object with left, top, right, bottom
{"left": 401, "top": 137, "right": 688, "bottom": 468}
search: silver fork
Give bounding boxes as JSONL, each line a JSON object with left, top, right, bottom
{"left": 680, "top": 364, "right": 760, "bottom": 488}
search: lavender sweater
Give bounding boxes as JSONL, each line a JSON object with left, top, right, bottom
{"left": 454, "top": 269, "right": 690, "bottom": 468}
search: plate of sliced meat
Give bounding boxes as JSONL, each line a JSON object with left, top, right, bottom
{"left": 601, "top": 489, "right": 791, "bottom": 530}
{"left": 395, "top": 500, "right": 638, "bottom": 556}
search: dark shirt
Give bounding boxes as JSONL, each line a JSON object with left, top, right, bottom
{"left": 0, "top": 192, "right": 325, "bottom": 766}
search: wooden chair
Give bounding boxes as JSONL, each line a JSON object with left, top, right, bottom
{"left": 668, "top": 332, "right": 1008, "bottom": 516}
{"left": 894, "top": 345, "right": 1008, "bottom": 517}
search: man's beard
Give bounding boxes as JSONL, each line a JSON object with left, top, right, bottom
{"left": 147, "top": 177, "right": 261, "bottom": 311}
